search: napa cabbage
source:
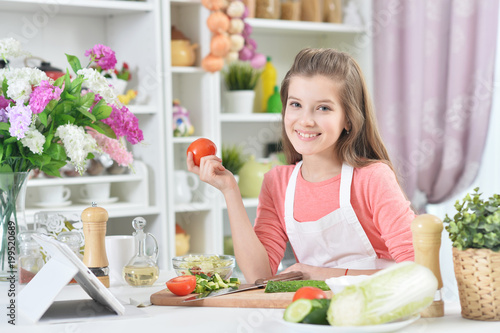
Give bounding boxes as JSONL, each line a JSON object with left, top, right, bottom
{"left": 327, "top": 261, "right": 437, "bottom": 326}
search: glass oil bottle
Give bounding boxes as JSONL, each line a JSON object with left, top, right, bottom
{"left": 123, "top": 217, "right": 159, "bottom": 287}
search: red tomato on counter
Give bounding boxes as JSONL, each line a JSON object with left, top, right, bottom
{"left": 166, "top": 275, "right": 197, "bottom": 296}
{"left": 292, "top": 286, "right": 327, "bottom": 302}
{"left": 187, "top": 138, "right": 217, "bottom": 166}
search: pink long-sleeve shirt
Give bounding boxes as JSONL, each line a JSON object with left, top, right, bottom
{"left": 254, "top": 162, "right": 415, "bottom": 274}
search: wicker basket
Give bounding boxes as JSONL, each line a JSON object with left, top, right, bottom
{"left": 452, "top": 247, "right": 500, "bottom": 321}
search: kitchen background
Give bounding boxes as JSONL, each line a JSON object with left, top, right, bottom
{"left": 0, "top": 0, "right": 498, "bottom": 304}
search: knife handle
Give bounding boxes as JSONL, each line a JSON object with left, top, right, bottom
{"left": 255, "top": 271, "right": 304, "bottom": 286}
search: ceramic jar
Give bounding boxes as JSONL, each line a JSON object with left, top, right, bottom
{"left": 174, "top": 170, "right": 199, "bottom": 204}
{"left": 171, "top": 40, "right": 198, "bottom": 67}
{"left": 238, "top": 156, "right": 272, "bottom": 198}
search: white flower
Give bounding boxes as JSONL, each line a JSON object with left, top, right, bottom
{"left": 55, "top": 124, "right": 100, "bottom": 174}
{"left": 0, "top": 67, "right": 49, "bottom": 102}
{"left": 0, "top": 38, "right": 29, "bottom": 60}
{"left": 77, "top": 68, "right": 117, "bottom": 105}
{"left": 46, "top": 215, "right": 65, "bottom": 234}
{"left": 21, "top": 126, "right": 46, "bottom": 154}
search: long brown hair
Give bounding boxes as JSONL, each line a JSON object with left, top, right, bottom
{"left": 280, "top": 48, "right": 394, "bottom": 172}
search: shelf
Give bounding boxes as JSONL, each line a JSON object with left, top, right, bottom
{"left": 220, "top": 113, "right": 282, "bottom": 123}
{"left": 174, "top": 202, "right": 212, "bottom": 212}
{"left": 26, "top": 161, "right": 146, "bottom": 187}
{"left": 129, "top": 104, "right": 157, "bottom": 114}
{"left": 170, "top": 0, "right": 201, "bottom": 6}
{"left": 26, "top": 203, "right": 161, "bottom": 222}
{"left": 0, "top": 0, "right": 154, "bottom": 16}
{"left": 171, "top": 66, "right": 205, "bottom": 74}
{"left": 26, "top": 173, "right": 143, "bottom": 187}
{"left": 173, "top": 136, "right": 202, "bottom": 144}
{"left": 246, "top": 18, "right": 364, "bottom": 35}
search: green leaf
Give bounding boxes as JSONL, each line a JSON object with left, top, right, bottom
{"left": 92, "top": 104, "right": 112, "bottom": 120}
{"left": 45, "top": 143, "right": 66, "bottom": 161}
{"left": 38, "top": 111, "right": 48, "bottom": 127}
{"left": 88, "top": 122, "right": 116, "bottom": 139}
{"left": 56, "top": 114, "right": 76, "bottom": 125}
{"left": 0, "top": 122, "right": 9, "bottom": 131}
{"left": 2, "top": 78, "right": 8, "bottom": 98}
{"left": 80, "top": 92, "right": 95, "bottom": 109}
{"left": 5, "top": 143, "right": 13, "bottom": 158}
{"left": 39, "top": 162, "right": 65, "bottom": 178}
{"left": 54, "top": 74, "right": 66, "bottom": 88}
{"left": 4, "top": 137, "right": 17, "bottom": 144}
{"left": 43, "top": 133, "right": 54, "bottom": 151}
{"left": 0, "top": 164, "right": 13, "bottom": 173}
{"left": 60, "top": 90, "right": 77, "bottom": 101}
{"left": 65, "top": 54, "right": 82, "bottom": 74}
{"left": 77, "top": 106, "right": 96, "bottom": 121}
{"left": 68, "top": 76, "right": 84, "bottom": 95}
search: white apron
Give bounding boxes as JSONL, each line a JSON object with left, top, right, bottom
{"left": 284, "top": 161, "right": 394, "bottom": 269}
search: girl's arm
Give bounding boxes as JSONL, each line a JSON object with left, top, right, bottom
{"left": 281, "top": 263, "right": 379, "bottom": 280}
{"left": 187, "top": 152, "right": 272, "bottom": 282}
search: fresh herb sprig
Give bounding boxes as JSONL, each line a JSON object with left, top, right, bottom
{"left": 444, "top": 187, "right": 500, "bottom": 251}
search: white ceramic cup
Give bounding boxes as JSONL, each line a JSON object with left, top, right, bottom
{"left": 38, "top": 185, "right": 71, "bottom": 203}
{"left": 80, "top": 182, "right": 111, "bottom": 201}
{"left": 105, "top": 235, "right": 136, "bottom": 285}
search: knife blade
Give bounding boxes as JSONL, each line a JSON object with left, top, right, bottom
{"left": 183, "top": 270, "right": 304, "bottom": 302}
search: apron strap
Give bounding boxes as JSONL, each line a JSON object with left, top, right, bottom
{"left": 284, "top": 161, "right": 302, "bottom": 220}
{"left": 339, "top": 163, "right": 353, "bottom": 208}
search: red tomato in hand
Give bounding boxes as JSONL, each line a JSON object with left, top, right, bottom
{"left": 292, "top": 286, "right": 327, "bottom": 302}
{"left": 187, "top": 138, "right": 217, "bottom": 166}
{"left": 166, "top": 275, "right": 197, "bottom": 296}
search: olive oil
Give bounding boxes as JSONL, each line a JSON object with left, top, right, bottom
{"left": 123, "top": 265, "right": 159, "bottom": 287}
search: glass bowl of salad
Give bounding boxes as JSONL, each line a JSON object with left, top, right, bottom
{"left": 172, "top": 254, "right": 235, "bottom": 280}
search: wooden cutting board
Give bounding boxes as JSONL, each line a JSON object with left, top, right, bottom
{"left": 150, "top": 287, "right": 333, "bottom": 308}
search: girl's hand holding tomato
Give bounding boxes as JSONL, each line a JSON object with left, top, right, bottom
{"left": 186, "top": 138, "right": 237, "bottom": 193}
{"left": 187, "top": 138, "right": 217, "bottom": 166}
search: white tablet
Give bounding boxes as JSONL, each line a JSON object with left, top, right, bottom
{"left": 19, "top": 234, "right": 125, "bottom": 322}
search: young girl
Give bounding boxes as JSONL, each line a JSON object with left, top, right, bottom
{"left": 187, "top": 48, "right": 415, "bottom": 283}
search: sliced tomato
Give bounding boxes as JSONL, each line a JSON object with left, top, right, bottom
{"left": 187, "top": 138, "right": 217, "bottom": 166}
{"left": 166, "top": 275, "right": 197, "bottom": 296}
{"left": 292, "top": 286, "right": 328, "bottom": 302}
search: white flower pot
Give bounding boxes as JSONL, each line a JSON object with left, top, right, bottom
{"left": 224, "top": 90, "right": 255, "bottom": 114}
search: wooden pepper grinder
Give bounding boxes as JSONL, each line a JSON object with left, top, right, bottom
{"left": 81, "top": 202, "right": 110, "bottom": 288}
{"left": 411, "top": 214, "right": 444, "bottom": 317}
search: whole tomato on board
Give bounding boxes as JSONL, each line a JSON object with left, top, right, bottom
{"left": 292, "top": 286, "right": 328, "bottom": 302}
{"left": 166, "top": 275, "right": 197, "bottom": 296}
{"left": 187, "top": 138, "right": 217, "bottom": 166}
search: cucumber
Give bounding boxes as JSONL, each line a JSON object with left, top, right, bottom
{"left": 283, "top": 299, "right": 313, "bottom": 323}
{"left": 264, "top": 280, "right": 330, "bottom": 293}
{"left": 302, "top": 299, "right": 331, "bottom": 325}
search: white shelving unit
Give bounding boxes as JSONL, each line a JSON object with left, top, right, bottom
{"left": 0, "top": 0, "right": 169, "bottom": 267}
{"left": 162, "top": 1, "right": 369, "bottom": 260}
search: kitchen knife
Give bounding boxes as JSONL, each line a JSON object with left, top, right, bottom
{"left": 183, "top": 271, "right": 304, "bottom": 302}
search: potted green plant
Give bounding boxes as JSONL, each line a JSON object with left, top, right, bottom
{"left": 221, "top": 144, "right": 248, "bottom": 180}
{"left": 222, "top": 61, "right": 261, "bottom": 114}
{"left": 443, "top": 187, "right": 500, "bottom": 321}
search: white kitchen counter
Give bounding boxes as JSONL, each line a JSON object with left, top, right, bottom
{"left": 1, "top": 271, "right": 499, "bottom": 333}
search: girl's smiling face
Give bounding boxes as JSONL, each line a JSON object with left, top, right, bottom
{"left": 284, "top": 75, "right": 349, "bottom": 160}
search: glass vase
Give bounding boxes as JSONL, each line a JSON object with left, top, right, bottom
{"left": 0, "top": 172, "right": 29, "bottom": 280}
